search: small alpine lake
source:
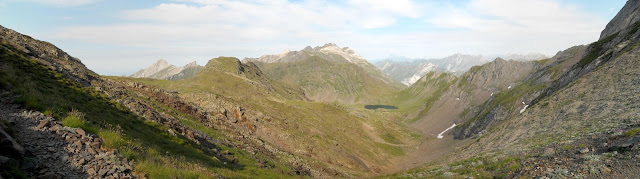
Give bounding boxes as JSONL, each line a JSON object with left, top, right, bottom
{"left": 364, "top": 105, "right": 398, "bottom": 110}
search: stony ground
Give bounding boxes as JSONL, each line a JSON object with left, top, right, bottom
{"left": 0, "top": 97, "right": 135, "bottom": 178}
{"left": 513, "top": 128, "right": 640, "bottom": 178}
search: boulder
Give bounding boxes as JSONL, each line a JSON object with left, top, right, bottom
{"left": 37, "top": 120, "right": 50, "bottom": 129}
{"left": 77, "top": 128, "right": 86, "bottom": 136}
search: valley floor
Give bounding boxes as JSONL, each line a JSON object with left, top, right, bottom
{"left": 386, "top": 134, "right": 471, "bottom": 174}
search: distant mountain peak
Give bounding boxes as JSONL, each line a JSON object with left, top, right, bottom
{"left": 131, "top": 59, "right": 203, "bottom": 80}
{"left": 302, "top": 46, "right": 313, "bottom": 51}
{"left": 246, "top": 43, "right": 368, "bottom": 65}
{"left": 155, "top": 59, "right": 169, "bottom": 65}
{"left": 321, "top": 43, "right": 338, "bottom": 48}
{"left": 131, "top": 59, "right": 174, "bottom": 78}
{"left": 185, "top": 61, "right": 199, "bottom": 67}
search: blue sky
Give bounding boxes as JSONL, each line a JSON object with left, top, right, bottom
{"left": 0, "top": 0, "right": 627, "bottom": 75}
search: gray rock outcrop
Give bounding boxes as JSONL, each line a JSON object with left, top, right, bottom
{"left": 600, "top": 0, "right": 640, "bottom": 39}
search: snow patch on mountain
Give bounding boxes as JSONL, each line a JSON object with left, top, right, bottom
{"left": 401, "top": 63, "right": 437, "bottom": 86}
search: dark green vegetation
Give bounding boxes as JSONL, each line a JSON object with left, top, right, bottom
{"left": 0, "top": 41, "right": 295, "bottom": 178}
{"left": 578, "top": 32, "right": 618, "bottom": 67}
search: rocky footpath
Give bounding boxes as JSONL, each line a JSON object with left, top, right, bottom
{"left": 0, "top": 101, "right": 135, "bottom": 178}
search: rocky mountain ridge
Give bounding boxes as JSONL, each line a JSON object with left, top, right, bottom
{"left": 600, "top": 0, "right": 640, "bottom": 39}
{"left": 244, "top": 43, "right": 402, "bottom": 104}
{"left": 0, "top": 25, "right": 98, "bottom": 86}
{"left": 245, "top": 43, "right": 368, "bottom": 65}
{"left": 375, "top": 53, "right": 547, "bottom": 86}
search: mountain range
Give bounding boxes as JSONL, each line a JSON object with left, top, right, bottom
{"left": 375, "top": 53, "right": 548, "bottom": 86}
{"left": 1, "top": 0, "right": 640, "bottom": 178}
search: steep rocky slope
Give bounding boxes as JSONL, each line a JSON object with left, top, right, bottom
{"left": 395, "top": 1, "right": 640, "bottom": 177}
{"left": 131, "top": 59, "right": 203, "bottom": 80}
{"left": 245, "top": 43, "right": 403, "bottom": 104}
{"left": 406, "top": 58, "right": 544, "bottom": 136}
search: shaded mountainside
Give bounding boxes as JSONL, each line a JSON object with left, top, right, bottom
{"left": 131, "top": 59, "right": 203, "bottom": 80}
{"left": 245, "top": 43, "right": 403, "bottom": 104}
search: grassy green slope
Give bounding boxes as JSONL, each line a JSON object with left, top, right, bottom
{"left": 167, "top": 66, "right": 203, "bottom": 81}
{"left": 390, "top": 71, "right": 457, "bottom": 120}
{"left": 254, "top": 55, "right": 400, "bottom": 104}
{"left": 125, "top": 57, "right": 423, "bottom": 176}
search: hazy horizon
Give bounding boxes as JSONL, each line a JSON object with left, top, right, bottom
{"left": 0, "top": 0, "right": 627, "bottom": 75}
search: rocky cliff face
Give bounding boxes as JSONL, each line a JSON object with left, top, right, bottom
{"left": 600, "top": 0, "right": 640, "bottom": 39}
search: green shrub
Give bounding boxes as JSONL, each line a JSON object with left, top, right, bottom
{"left": 61, "top": 109, "right": 98, "bottom": 134}
{"left": 98, "top": 130, "right": 127, "bottom": 148}
{"left": 624, "top": 128, "right": 640, "bottom": 137}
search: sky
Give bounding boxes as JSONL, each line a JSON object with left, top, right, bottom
{"left": 0, "top": 0, "right": 628, "bottom": 75}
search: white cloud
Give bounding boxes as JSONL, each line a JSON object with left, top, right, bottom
{"left": 27, "top": 0, "right": 100, "bottom": 7}
{"left": 348, "top": 0, "right": 422, "bottom": 18}
{"left": 420, "top": 0, "right": 606, "bottom": 56}
{"left": 52, "top": 0, "right": 425, "bottom": 56}
{"left": 47, "top": 0, "right": 614, "bottom": 75}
